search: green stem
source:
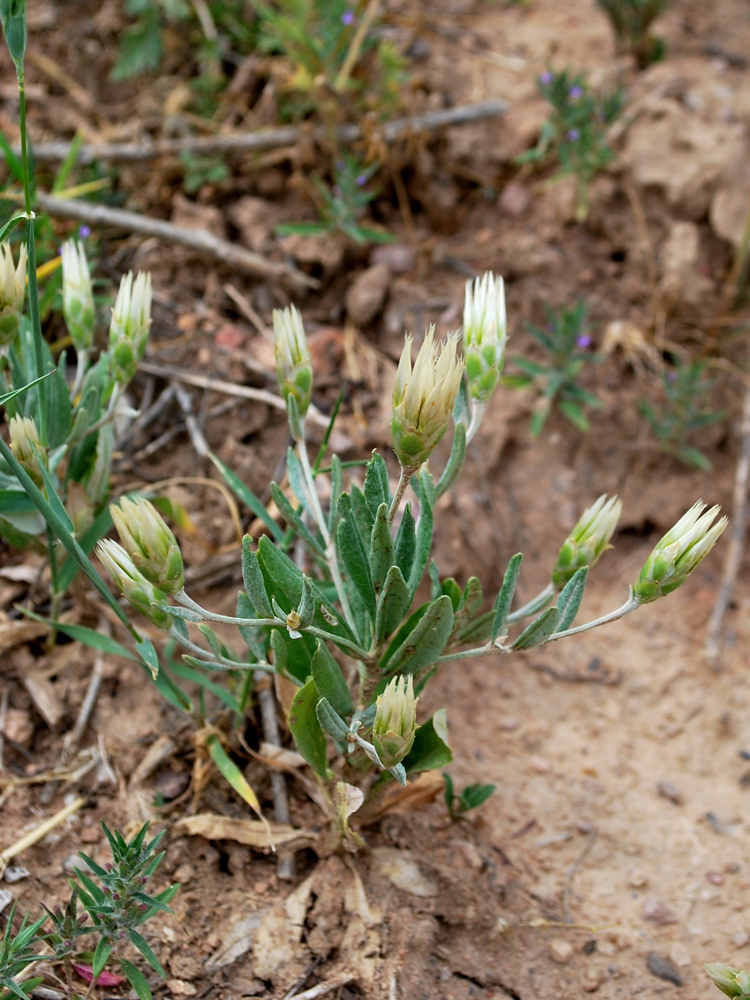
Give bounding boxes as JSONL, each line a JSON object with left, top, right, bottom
{"left": 389, "top": 466, "right": 413, "bottom": 525}
{"left": 434, "top": 643, "right": 499, "bottom": 665}
{"left": 506, "top": 582, "right": 556, "bottom": 624}
{"left": 17, "top": 65, "right": 49, "bottom": 446}
{"left": 545, "top": 592, "right": 639, "bottom": 642}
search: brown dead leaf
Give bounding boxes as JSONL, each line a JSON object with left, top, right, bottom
{"left": 0, "top": 615, "right": 48, "bottom": 655}
{"left": 173, "top": 813, "right": 317, "bottom": 850}
{"left": 356, "top": 770, "right": 445, "bottom": 825}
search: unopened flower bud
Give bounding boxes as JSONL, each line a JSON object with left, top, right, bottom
{"left": 372, "top": 675, "right": 418, "bottom": 769}
{"left": 634, "top": 500, "right": 727, "bottom": 604}
{"left": 109, "top": 271, "right": 152, "bottom": 385}
{"left": 0, "top": 242, "right": 26, "bottom": 345}
{"left": 61, "top": 240, "right": 95, "bottom": 352}
{"left": 110, "top": 495, "right": 184, "bottom": 594}
{"left": 705, "top": 963, "right": 750, "bottom": 998}
{"left": 392, "top": 327, "right": 464, "bottom": 471}
{"left": 462, "top": 272, "right": 507, "bottom": 403}
{"left": 96, "top": 539, "right": 174, "bottom": 629}
{"left": 552, "top": 494, "right": 622, "bottom": 589}
{"left": 53, "top": 905, "right": 62, "bottom": 916}
{"left": 9, "top": 415, "right": 46, "bottom": 486}
{"left": 273, "top": 305, "right": 313, "bottom": 419}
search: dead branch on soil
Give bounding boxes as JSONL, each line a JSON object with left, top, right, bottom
{"left": 35, "top": 192, "right": 317, "bottom": 293}
{"left": 23, "top": 99, "right": 507, "bottom": 164}
{"left": 704, "top": 384, "right": 750, "bottom": 669}
{"left": 254, "top": 670, "right": 295, "bottom": 881}
{"left": 0, "top": 796, "right": 85, "bottom": 876}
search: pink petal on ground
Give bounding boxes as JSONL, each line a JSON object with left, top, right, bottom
{"left": 72, "top": 963, "right": 123, "bottom": 986}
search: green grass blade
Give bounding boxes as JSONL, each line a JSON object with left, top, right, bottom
{"left": 208, "top": 451, "right": 283, "bottom": 541}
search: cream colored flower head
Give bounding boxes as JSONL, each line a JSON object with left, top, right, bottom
{"left": 463, "top": 271, "right": 507, "bottom": 403}
{"left": 273, "top": 304, "right": 313, "bottom": 418}
{"left": 110, "top": 495, "right": 184, "bottom": 594}
{"left": 552, "top": 494, "right": 622, "bottom": 589}
{"left": 634, "top": 500, "right": 727, "bottom": 604}
{"left": 392, "top": 327, "right": 464, "bottom": 470}
{"left": 61, "top": 240, "right": 95, "bottom": 352}
{"left": 0, "top": 242, "right": 27, "bottom": 345}
{"left": 373, "top": 675, "right": 418, "bottom": 769}
{"left": 109, "top": 271, "right": 152, "bottom": 384}
{"left": 97, "top": 538, "right": 173, "bottom": 630}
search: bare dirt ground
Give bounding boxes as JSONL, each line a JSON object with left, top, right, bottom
{"left": 3, "top": 0, "right": 750, "bottom": 998}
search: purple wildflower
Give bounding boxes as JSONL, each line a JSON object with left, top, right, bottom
{"left": 355, "top": 174, "right": 368, "bottom": 186}
{"left": 341, "top": 10, "right": 355, "bottom": 26}
{"left": 569, "top": 85, "right": 583, "bottom": 99}
{"left": 566, "top": 128, "right": 580, "bottom": 142}
{"left": 539, "top": 70, "right": 552, "bottom": 85}
{"left": 576, "top": 334, "right": 592, "bottom": 349}
{"left": 667, "top": 370, "right": 678, "bottom": 382}
{"left": 78, "top": 224, "right": 92, "bottom": 239}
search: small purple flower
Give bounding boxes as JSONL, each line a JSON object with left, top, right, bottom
{"left": 568, "top": 85, "right": 583, "bottom": 99}
{"left": 355, "top": 174, "right": 368, "bottom": 187}
{"left": 576, "top": 334, "right": 592, "bottom": 349}
{"left": 566, "top": 128, "right": 580, "bottom": 142}
{"left": 667, "top": 370, "right": 678, "bottom": 382}
{"left": 341, "top": 9, "right": 355, "bottom": 26}
{"left": 539, "top": 70, "right": 552, "bottom": 85}
{"left": 78, "top": 224, "right": 92, "bottom": 239}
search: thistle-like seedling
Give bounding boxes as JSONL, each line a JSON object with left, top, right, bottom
{"left": 71, "top": 822, "right": 179, "bottom": 1000}
{"left": 516, "top": 68, "right": 623, "bottom": 220}
{"left": 0, "top": 903, "right": 46, "bottom": 1000}
{"left": 504, "top": 299, "right": 602, "bottom": 437}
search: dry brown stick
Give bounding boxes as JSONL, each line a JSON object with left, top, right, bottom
{"left": 35, "top": 192, "right": 317, "bottom": 293}
{"left": 19, "top": 100, "right": 508, "bottom": 164}
{"left": 24, "top": 99, "right": 507, "bottom": 164}
{"left": 137, "top": 359, "right": 331, "bottom": 427}
{"left": 64, "top": 617, "right": 110, "bottom": 754}
{"left": 287, "top": 972, "right": 355, "bottom": 1000}
{"left": 0, "top": 686, "right": 7, "bottom": 772}
{"left": 704, "top": 384, "right": 750, "bottom": 670}
{"left": 173, "top": 382, "right": 210, "bottom": 458}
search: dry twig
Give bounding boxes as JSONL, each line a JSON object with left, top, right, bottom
{"left": 35, "top": 192, "right": 317, "bottom": 292}
{"left": 254, "top": 671, "right": 294, "bottom": 881}
{"left": 704, "top": 385, "right": 750, "bottom": 669}
{"left": 24, "top": 99, "right": 507, "bottom": 164}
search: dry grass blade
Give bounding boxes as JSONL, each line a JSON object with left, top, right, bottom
{"left": 0, "top": 796, "right": 85, "bottom": 875}
{"left": 173, "top": 813, "right": 317, "bottom": 850}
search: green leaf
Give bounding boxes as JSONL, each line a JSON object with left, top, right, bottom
{"left": 269, "top": 626, "right": 315, "bottom": 684}
{"left": 403, "top": 709, "right": 452, "bottom": 773}
{"left": 119, "top": 959, "right": 153, "bottom": 1000}
{"left": 328, "top": 455, "right": 342, "bottom": 535}
{"left": 289, "top": 677, "right": 330, "bottom": 780}
{"left": 394, "top": 502, "right": 416, "bottom": 581}
{"left": 510, "top": 606, "right": 561, "bottom": 650}
{"left": 0, "top": 212, "right": 27, "bottom": 247}
{"left": 453, "top": 374, "right": 471, "bottom": 428}
{"left": 558, "top": 399, "right": 590, "bottom": 432}
{"left": 164, "top": 658, "right": 240, "bottom": 713}
{"left": 350, "top": 484, "right": 374, "bottom": 539}
{"left": 441, "top": 578, "right": 462, "bottom": 612}
{"left": 127, "top": 929, "right": 164, "bottom": 977}
{"left": 382, "top": 594, "right": 454, "bottom": 676}
{"left": 270, "top": 481, "right": 325, "bottom": 556}
{"left": 555, "top": 566, "right": 588, "bottom": 632}
{"left": 491, "top": 553, "right": 523, "bottom": 641}
{"left": 363, "top": 451, "right": 392, "bottom": 517}
{"left": 286, "top": 445, "right": 313, "bottom": 518}
{"left": 208, "top": 452, "right": 283, "bottom": 541}
{"left": 436, "top": 420, "right": 466, "bottom": 498}
{"left": 451, "top": 576, "right": 483, "bottom": 638}
{"left": 91, "top": 938, "right": 113, "bottom": 982}
{"left": 336, "top": 506, "right": 376, "bottom": 618}
{"left": 297, "top": 574, "right": 315, "bottom": 628}
{"left": 369, "top": 502, "right": 394, "bottom": 593}
{"left": 136, "top": 638, "right": 160, "bottom": 680}
{"left": 46, "top": 365, "right": 72, "bottom": 449}
{"left": 375, "top": 564, "right": 411, "bottom": 643}
{"left": 315, "top": 695, "right": 350, "bottom": 743}
{"left": 408, "top": 469, "right": 434, "bottom": 601}
{"left": 18, "top": 610, "right": 137, "bottom": 660}
{"left": 241, "top": 535, "right": 273, "bottom": 618}
{"left": 311, "top": 640, "right": 352, "bottom": 718}
{"left": 0, "top": 371, "right": 53, "bottom": 409}
{"left": 459, "top": 783, "right": 495, "bottom": 812}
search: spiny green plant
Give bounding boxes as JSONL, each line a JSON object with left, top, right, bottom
{"left": 516, "top": 68, "right": 623, "bottom": 220}
{"left": 503, "top": 299, "right": 602, "bottom": 437}
{"left": 638, "top": 358, "right": 726, "bottom": 471}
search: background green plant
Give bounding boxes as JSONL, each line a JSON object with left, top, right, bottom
{"left": 503, "top": 300, "right": 603, "bottom": 437}
{"left": 596, "top": 0, "right": 673, "bottom": 68}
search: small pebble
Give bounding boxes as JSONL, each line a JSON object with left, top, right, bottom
{"left": 499, "top": 717, "right": 520, "bottom": 732}
{"left": 582, "top": 971, "right": 603, "bottom": 992}
{"left": 647, "top": 952, "right": 683, "bottom": 986}
{"left": 62, "top": 854, "right": 93, "bottom": 876}
{"left": 79, "top": 826, "right": 101, "bottom": 844}
{"left": 0, "top": 889, "right": 12, "bottom": 914}
{"left": 345, "top": 263, "right": 391, "bottom": 327}
{"left": 549, "top": 939, "right": 573, "bottom": 964}
{"left": 3, "top": 867, "right": 29, "bottom": 884}
{"left": 173, "top": 863, "right": 196, "bottom": 885}
{"left": 669, "top": 942, "right": 691, "bottom": 967}
{"left": 642, "top": 897, "right": 677, "bottom": 924}
{"left": 706, "top": 871, "right": 724, "bottom": 885}
{"left": 628, "top": 869, "right": 648, "bottom": 888}
{"left": 529, "top": 755, "right": 549, "bottom": 772}
{"left": 733, "top": 931, "right": 749, "bottom": 947}
{"left": 371, "top": 243, "right": 415, "bottom": 275}
{"left": 657, "top": 781, "right": 683, "bottom": 805}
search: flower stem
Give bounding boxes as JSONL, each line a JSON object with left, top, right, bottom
{"left": 389, "top": 466, "right": 413, "bottom": 524}
{"left": 547, "top": 591, "right": 640, "bottom": 642}
{"left": 506, "top": 582, "right": 556, "bottom": 624}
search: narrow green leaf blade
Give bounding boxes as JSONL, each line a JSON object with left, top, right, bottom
{"left": 394, "top": 502, "right": 416, "bottom": 583}
{"left": 491, "top": 553, "right": 523, "bottom": 641}
{"left": 241, "top": 535, "right": 273, "bottom": 617}
{"left": 369, "top": 502, "right": 394, "bottom": 593}
{"left": 510, "top": 606, "right": 561, "bottom": 650}
{"left": 127, "top": 930, "right": 164, "bottom": 977}
{"left": 270, "top": 481, "right": 324, "bottom": 556}
{"left": 382, "top": 594, "right": 454, "bottom": 676}
{"left": 119, "top": 959, "right": 153, "bottom": 1000}
{"left": 436, "top": 420, "right": 466, "bottom": 498}
{"left": 363, "top": 450, "right": 392, "bottom": 517}
{"left": 336, "top": 510, "right": 376, "bottom": 617}
{"left": 555, "top": 566, "right": 588, "bottom": 632}
{"left": 375, "top": 564, "right": 411, "bottom": 643}
{"left": 208, "top": 451, "right": 283, "bottom": 541}
{"left": 315, "top": 696, "right": 351, "bottom": 742}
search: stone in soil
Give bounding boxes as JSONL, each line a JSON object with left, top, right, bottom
{"left": 345, "top": 263, "right": 392, "bottom": 327}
